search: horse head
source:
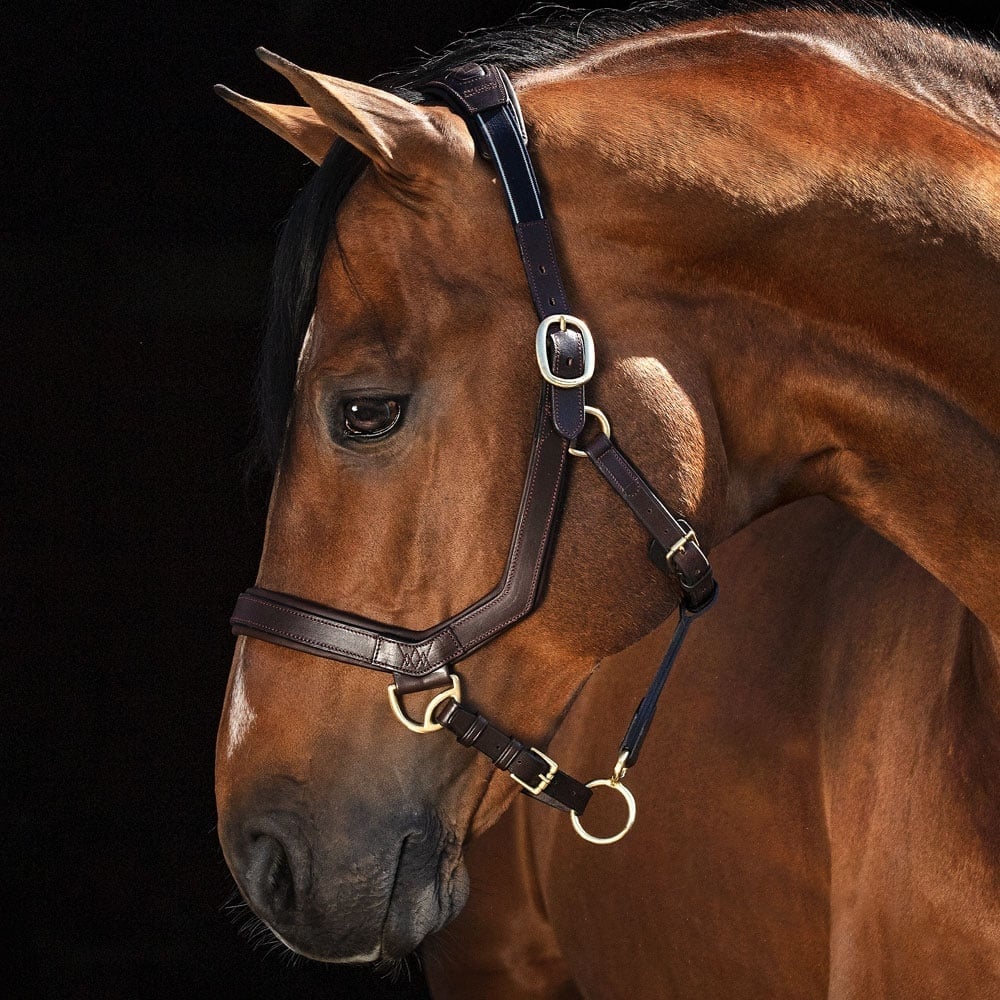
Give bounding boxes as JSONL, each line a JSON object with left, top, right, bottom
{"left": 214, "top": 50, "right": 725, "bottom": 961}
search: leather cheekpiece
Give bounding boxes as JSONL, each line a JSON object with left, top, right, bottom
{"left": 583, "top": 432, "right": 716, "bottom": 610}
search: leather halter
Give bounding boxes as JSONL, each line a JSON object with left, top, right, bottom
{"left": 231, "top": 64, "right": 717, "bottom": 837}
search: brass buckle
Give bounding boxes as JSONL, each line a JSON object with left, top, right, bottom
{"left": 664, "top": 527, "right": 698, "bottom": 564}
{"left": 387, "top": 674, "right": 462, "bottom": 734}
{"left": 535, "top": 314, "right": 595, "bottom": 388}
{"left": 511, "top": 748, "right": 559, "bottom": 796}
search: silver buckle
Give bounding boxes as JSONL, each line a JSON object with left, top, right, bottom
{"left": 535, "top": 314, "right": 595, "bottom": 388}
{"left": 511, "top": 748, "right": 559, "bottom": 796}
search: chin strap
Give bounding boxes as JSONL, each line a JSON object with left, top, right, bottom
{"left": 434, "top": 699, "right": 593, "bottom": 813}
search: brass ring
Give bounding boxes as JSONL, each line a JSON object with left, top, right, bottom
{"left": 568, "top": 406, "right": 612, "bottom": 458}
{"left": 570, "top": 778, "right": 637, "bottom": 845}
{"left": 387, "top": 675, "right": 462, "bottom": 734}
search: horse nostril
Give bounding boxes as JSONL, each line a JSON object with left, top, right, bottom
{"left": 244, "top": 833, "right": 296, "bottom": 917}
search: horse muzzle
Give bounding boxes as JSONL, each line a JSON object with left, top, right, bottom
{"left": 220, "top": 795, "right": 468, "bottom": 961}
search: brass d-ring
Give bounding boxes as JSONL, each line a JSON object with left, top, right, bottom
{"left": 570, "top": 778, "right": 637, "bottom": 845}
{"left": 387, "top": 675, "right": 462, "bottom": 734}
{"left": 568, "top": 406, "right": 612, "bottom": 458}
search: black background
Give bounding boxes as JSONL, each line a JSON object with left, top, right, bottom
{"left": 7, "top": 2, "right": 997, "bottom": 997}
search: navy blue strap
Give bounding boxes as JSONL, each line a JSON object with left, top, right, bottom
{"left": 616, "top": 589, "right": 716, "bottom": 769}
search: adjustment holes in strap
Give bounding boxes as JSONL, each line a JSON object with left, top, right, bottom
{"left": 538, "top": 264, "right": 547, "bottom": 274}
{"left": 568, "top": 405, "right": 612, "bottom": 458}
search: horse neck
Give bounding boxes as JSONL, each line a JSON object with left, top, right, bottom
{"left": 704, "top": 246, "right": 1000, "bottom": 633}
{"left": 526, "top": 24, "right": 1000, "bottom": 630}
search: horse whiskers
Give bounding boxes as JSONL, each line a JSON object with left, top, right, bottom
{"left": 220, "top": 885, "right": 247, "bottom": 915}
{"left": 375, "top": 951, "right": 420, "bottom": 983}
{"left": 266, "top": 937, "right": 304, "bottom": 970}
{"left": 221, "top": 884, "right": 303, "bottom": 965}
{"left": 420, "top": 927, "right": 460, "bottom": 971}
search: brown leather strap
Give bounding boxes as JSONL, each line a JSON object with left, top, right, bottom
{"left": 514, "top": 219, "right": 570, "bottom": 321}
{"left": 543, "top": 314, "right": 587, "bottom": 439}
{"left": 426, "top": 67, "right": 587, "bottom": 441}
{"left": 434, "top": 698, "right": 592, "bottom": 813}
{"left": 393, "top": 665, "right": 452, "bottom": 696}
{"left": 420, "top": 63, "right": 509, "bottom": 119}
{"left": 583, "top": 432, "right": 716, "bottom": 610}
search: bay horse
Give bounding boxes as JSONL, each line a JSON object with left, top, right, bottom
{"left": 424, "top": 497, "right": 1000, "bottom": 998}
{"left": 214, "top": 3, "right": 1000, "bottom": 991}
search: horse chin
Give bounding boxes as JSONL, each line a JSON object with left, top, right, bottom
{"left": 285, "top": 861, "right": 468, "bottom": 963}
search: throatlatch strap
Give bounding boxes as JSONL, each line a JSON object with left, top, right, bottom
{"left": 583, "top": 433, "right": 717, "bottom": 612}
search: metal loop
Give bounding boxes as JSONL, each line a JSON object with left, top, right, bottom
{"left": 535, "top": 314, "right": 596, "bottom": 388}
{"left": 387, "top": 674, "right": 462, "bottom": 734}
{"left": 570, "top": 778, "right": 637, "bottom": 845}
{"left": 568, "top": 406, "right": 612, "bottom": 458}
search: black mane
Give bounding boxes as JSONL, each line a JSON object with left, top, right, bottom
{"left": 252, "top": 1, "right": 991, "bottom": 470}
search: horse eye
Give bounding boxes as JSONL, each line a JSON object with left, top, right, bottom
{"left": 341, "top": 397, "right": 402, "bottom": 440}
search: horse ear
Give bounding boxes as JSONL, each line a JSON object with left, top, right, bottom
{"left": 215, "top": 85, "right": 335, "bottom": 165}
{"left": 253, "top": 48, "right": 459, "bottom": 184}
